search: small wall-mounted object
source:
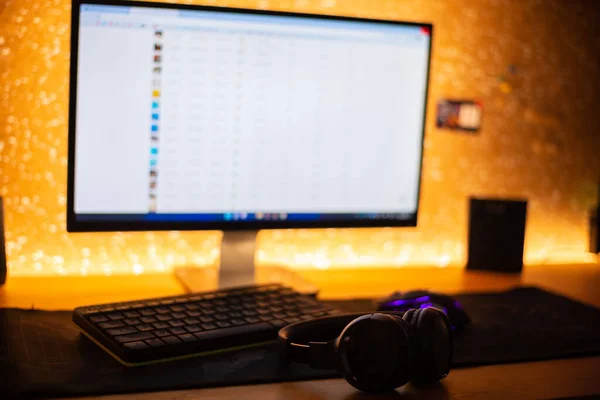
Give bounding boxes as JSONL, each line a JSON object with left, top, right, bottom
{"left": 0, "top": 197, "right": 6, "bottom": 285}
{"left": 436, "top": 99, "right": 483, "bottom": 132}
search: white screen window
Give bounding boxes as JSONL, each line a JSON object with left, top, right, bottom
{"left": 73, "top": 4, "right": 431, "bottom": 221}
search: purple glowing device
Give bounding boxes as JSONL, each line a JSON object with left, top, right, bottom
{"left": 376, "top": 290, "right": 471, "bottom": 331}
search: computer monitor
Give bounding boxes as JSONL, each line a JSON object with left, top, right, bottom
{"left": 67, "top": 0, "right": 433, "bottom": 284}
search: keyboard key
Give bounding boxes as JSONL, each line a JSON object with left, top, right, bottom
{"left": 124, "top": 318, "right": 141, "bottom": 326}
{"left": 300, "top": 314, "right": 314, "bottom": 320}
{"left": 230, "top": 304, "right": 243, "bottom": 310}
{"left": 136, "top": 324, "right": 154, "bottom": 332}
{"left": 312, "top": 311, "right": 328, "bottom": 317}
{"left": 140, "top": 309, "right": 156, "bottom": 316}
{"left": 183, "top": 318, "right": 199, "bottom": 324}
{"left": 169, "top": 327, "right": 187, "bottom": 335}
{"left": 152, "top": 322, "right": 170, "bottom": 329}
{"left": 185, "top": 304, "right": 200, "bottom": 310}
{"left": 162, "top": 336, "right": 181, "bottom": 345}
{"left": 154, "top": 329, "right": 170, "bottom": 337}
{"left": 270, "top": 306, "right": 283, "bottom": 312}
{"left": 200, "top": 316, "right": 214, "bottom": 323}
{"left": 286, "top": 310, "right": 300, "bottom": 317}
{"left": 106, "top": 312, "right": 125, "bottom": 320}
{"left": 98, "top": 320, "right": 125, "bottom": 329}
{"left": 140, "top": 316, "right": 157, "bottom": 324}
{"left": 156, "top": 314, "right": 172, "bottom": 321}
{"left": 170, "top": 305, "right": 186, "bottom": 312}
{"left": 145, "top": 338, "right": 165, "bottom": 347}
{"left": 302, "top": 306, "right": 328, "bottom": 314}
{"left": 185, "top": 324, "right": 203, "bottom": 333}
{"left": 269, "top": 319, "right": 287, "bottom": 328}
{"left": 101, "top": 307, "right": 115, "bottom": 312}
{"left": 89, "top": 314, "right": 108, "bottom": 323}
{"left": 201, "top": 322, "right": 217, "bottom": 330}
{"left": 215, "top": 314, "right": 228, "bottom": 321}
{"left": 106, "top": 326, "right": 137, "bottom": 336}
{"left": 124, "top": 311, "right": 141, "bottom": 318}
{"left": 284, "top": 317, "right": 300, "bottom": 324}
{"left": 178, "top": 333, "right": 197, "bottom": 342}
{"left": 116, "top": 305, "right": 131, "bottom": 311}
{"left": 193, "top": 323, "right": 272, "bottom": 341}
{"left": 216, "top": 306, "right": 230, "bottom": 312}
{"left": 148, "top": 301, "right": 160, "bottom": 307}
{"left": 242, "top": 310, "right": 257, "bottom": 316}
{"left": 229, "top": 311, "right": 243, "bottom": 318}
{"left": 257, "top": 308, "right": 270, "bottom": 315}
{"left": 244, "top": 317, "right": 260, "bottom": 324}
{"left": 216, "top": 321, "right": 232, "bottom": 328}
{"left": 116, "top": 332, "right": 155, "bottom": 343}
{"left": 156, "top": 307, "right": 170, "bottom": 314}
{"left": 172, "top": 312, "right": 186, "bottom": 319}
{"left": 160, "top": 299, "right": 174, "bottom": 305}
{"left": 273, "top": 312, "right": 286, "bottom": 319}
{"left": 124, "top": 341, "right": 149, "bottom": 350}
{"left": 186, "top": 310, "right": 202, "bottom": 317}
{"left": 231, "top": 318, "right": 245, "bottom": 326}
{"left": 259, "top": 315, "right": 273, "bottom": 321}
{"left": 169, "top": 320, "right": 185, "bottom": 327}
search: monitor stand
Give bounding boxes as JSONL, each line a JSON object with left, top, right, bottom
{"left": 174, "top": 230, "right": 318, "bottom": 295}
{"left": 219, "top": 230, "right": 258, "bottom": 288}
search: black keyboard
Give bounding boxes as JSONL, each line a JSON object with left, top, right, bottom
{"left": 73, "top": 284, "right": 339, "bottom": 366}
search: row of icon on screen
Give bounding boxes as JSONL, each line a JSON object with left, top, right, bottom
{"left": 92, "top": 18, "right": 165, "bottom": 30}
{"left": 224, "top": 213, "right": 288, "bottom": 221}
{"left": 148, "top": 29, "right": 163, "bottom": 214}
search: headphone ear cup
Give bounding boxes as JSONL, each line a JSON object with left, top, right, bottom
{"left": 403, "top": 308, "right": 452, "bottom": 385}
{"left": 337, "top": 313, "right": 412, "bottom": 392}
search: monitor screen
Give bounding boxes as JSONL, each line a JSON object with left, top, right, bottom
{"left": 67, "top": 0, "right": 433, "bottom": 231}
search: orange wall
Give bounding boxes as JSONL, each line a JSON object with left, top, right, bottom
{"left": 1, "top": 0, "right": 599, "bottom": 276}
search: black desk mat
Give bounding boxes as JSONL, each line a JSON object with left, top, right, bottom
{"left": 1, "top": 286, "right": 600, "bottom": 398}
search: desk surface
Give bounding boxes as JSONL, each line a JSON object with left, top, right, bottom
{"left": 2, "top": 264, "right": 600, "bottom": 400}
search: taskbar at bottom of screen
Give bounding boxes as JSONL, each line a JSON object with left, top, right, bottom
{"left": 74, "top": 212, "right": 415, "bottom": 223}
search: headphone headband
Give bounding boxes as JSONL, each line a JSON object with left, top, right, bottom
{"left": 278, "top": 312, "right": 404, "bottom": 369}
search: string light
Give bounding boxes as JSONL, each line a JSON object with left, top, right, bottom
{"left": 1, "top": 0, "right": 598, "bottom": 276}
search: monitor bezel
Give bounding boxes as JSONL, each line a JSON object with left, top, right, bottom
{"left": 67, "top": 0, "right": 433, "bottom": 232}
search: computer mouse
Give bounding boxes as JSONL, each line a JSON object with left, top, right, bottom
{"left": 376, "top": 290, "right": 471, "bottom": 331}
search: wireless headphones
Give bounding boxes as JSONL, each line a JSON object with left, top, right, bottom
{"left": 278, "top": 308, "right": 452, "bottom": 393}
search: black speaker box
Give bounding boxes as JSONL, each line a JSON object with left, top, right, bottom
{"left": 0, "top": 197, "right": 6, "bottom": 285}
{"left": 467, "top": 197, "right": 528, "bottom": 273}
